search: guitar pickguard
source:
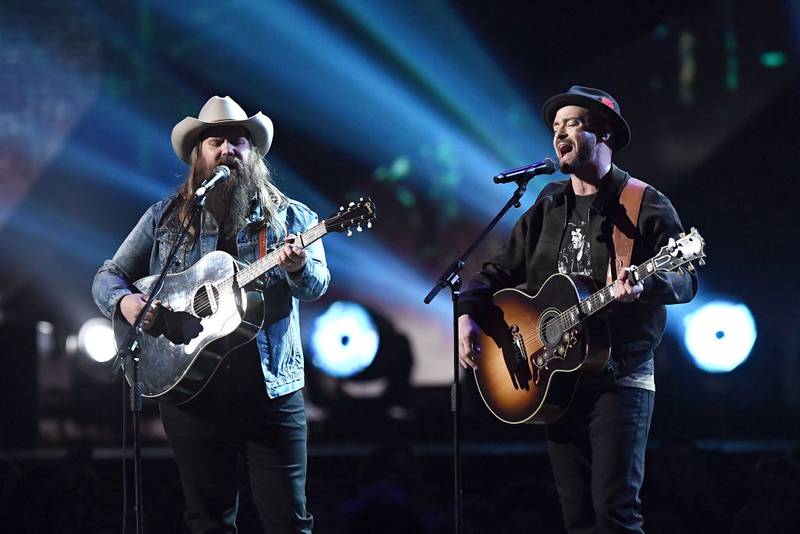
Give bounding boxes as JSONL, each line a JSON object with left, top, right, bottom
{"left": 530, "top": 326, "right": 580, "bottom": 384}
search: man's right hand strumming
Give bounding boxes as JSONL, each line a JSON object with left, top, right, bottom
{"left": 458, "top": 314, "right": 483, "bottom": 370}
{"left": 120, "top": 293, "right": 160, "bottom": 331}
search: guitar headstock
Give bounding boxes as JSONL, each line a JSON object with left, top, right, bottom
{"left": 324, "top": 197, "right": 376, "bottom": 236}
{"left": 651, "top": 227, "right": 706, "bottom": 274}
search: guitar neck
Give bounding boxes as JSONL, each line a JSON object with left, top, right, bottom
{"left": 236, "top": 222, "right": 328, "bottom": 287}
{"left": 561, "top": 257, "right": 664, "bottom": 329}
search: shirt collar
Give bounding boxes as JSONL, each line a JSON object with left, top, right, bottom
{"left": 550, "top": 164, "right": 630, "bottom": 215}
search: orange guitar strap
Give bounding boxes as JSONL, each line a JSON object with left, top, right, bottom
{"left": 606, "top": 177, "right": 647, "bottom": 285}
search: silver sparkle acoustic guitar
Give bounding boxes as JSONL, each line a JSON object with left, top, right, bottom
{"left": 113, "top": 198, "right": 376, "bottom": 405}
{"left": 473, "top": 228, "right": 706, "bottom": 424}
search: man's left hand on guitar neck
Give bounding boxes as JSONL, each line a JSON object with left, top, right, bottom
{"left": 613, "top": 268, "right": 643, "bottom": 303}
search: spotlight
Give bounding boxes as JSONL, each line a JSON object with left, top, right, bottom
{"left": 310, "top": 301, "right": 379, "bottom": 378}
{"left": 683, "top": 300, "right": 756, "bottom": 373}
{"left": 77, "top": 317, "right": 116, "bottom": 363}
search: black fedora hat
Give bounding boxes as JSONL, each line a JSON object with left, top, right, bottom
{"left": 542, "top": 86, "right": 631, "bottom": 151}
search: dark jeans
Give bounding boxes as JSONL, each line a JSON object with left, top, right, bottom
{"left": 160, "top": 343, "right": 312, "bottom": 534}
{"left": 546, "top": 371, "right": 654, "bottom": 534}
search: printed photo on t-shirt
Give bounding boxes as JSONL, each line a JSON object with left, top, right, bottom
{"left": 558, "top": 221, "right": 592, "bottom": 276}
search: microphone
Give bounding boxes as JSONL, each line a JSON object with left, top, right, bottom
{"left": 493, "top": 158, "right": 557, "bottom": 184}
{"left": 194, "top": 165, "right": 230, "bottom": 197}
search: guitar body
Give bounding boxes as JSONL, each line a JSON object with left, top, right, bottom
{"left": 473, "top": 273, "right": 610, "bottom": 424}
{"left": 113, "top": 250, "right": 265, "bottom": 405}
{"left": 109, "top": 197, "right": 377, "bottom": 405}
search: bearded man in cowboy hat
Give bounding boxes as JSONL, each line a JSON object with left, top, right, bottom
{"left": 93, "top": 96, "right": 329, "bottom": 533}
{"left": 457, "top": 86, "right": 697, "bottom": 533}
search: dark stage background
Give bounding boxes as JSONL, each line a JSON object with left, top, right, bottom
{"left": 1, "top": 1, "right": 799, "bottom": 532}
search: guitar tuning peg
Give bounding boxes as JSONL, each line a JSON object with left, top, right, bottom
{"left": 679, "top": 232, "right": 685, "bottom": 238}
{"left": 356, "top": 223, "right": 363, "bottom": 232}
{"left": 346, "top": 228, "right": 353, "bottom": 237}
{"left": 367, "top": 221, "right": 372, "bottom": 229}
{"left": 348, "top": 201, "right": 355, "bottom": 207}
{"left": 359, "top": 197, "right": 364, "bottom": 202}
{"left": 339, "top": 206, "right": 344, "bottom": 212}
{"left": 698, "top": 259, "right": 706, "bottom": 266}
{"left": 687, "top": 263, "right": 696, "bottom": 273}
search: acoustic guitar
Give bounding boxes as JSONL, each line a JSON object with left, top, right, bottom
{"left": 113, "top": 198, "right": 376, "bottom": 405}
{"left": 473, "top": 228, "right": 705, "bottom": 424}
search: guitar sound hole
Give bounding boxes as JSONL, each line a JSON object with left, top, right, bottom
{"left": 193, "top": 284, "right": 220, "bottom": 318}
{"left": 540, "top": 311, "right": 563, "bottom": 348}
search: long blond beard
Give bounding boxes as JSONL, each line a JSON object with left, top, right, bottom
{"left": 173, "top": 148, "right": 288, "bottom": 240}
{"left": 200, "top": 157, "right": 253, "bottom": 237}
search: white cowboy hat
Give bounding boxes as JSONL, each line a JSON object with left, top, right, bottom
{"left": 171, "top": 95, "right": 274, "bottom": 164}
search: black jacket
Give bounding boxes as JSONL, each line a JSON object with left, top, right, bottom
{"left": 458, "top": 164, "right": 698, "bottom": 371}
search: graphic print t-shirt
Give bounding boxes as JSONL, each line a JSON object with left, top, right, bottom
{"left": 557, "top": 191, "right": 656, "bottom": 392}
{"left": 558, "top": 192, "right": 597, "bottom": 277}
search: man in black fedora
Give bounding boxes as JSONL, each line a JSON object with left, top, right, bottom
{"left": 457, "top": 86, "right": 697, "bottom": 533}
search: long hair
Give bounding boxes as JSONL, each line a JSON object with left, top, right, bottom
{"left": 170, "top": 143, "right": 288, "bottom": 241}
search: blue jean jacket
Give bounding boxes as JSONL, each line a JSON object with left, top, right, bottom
{"left": 92, "top": 195, "right": 330, "bottom": 398}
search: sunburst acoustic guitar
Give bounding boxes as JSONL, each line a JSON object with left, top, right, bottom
{"left": 473, "top": 228, "right": 706, "bottom": 424}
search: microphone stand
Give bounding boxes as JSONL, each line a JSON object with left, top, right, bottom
{"left": 423, "top": 175, "right": 534, "bottom": 534}
{"left": 113, "top": 190, "right": 211, "bottom": 534}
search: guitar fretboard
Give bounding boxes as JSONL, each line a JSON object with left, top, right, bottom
{"left": 207, "top": 222, "right": 328, "bottom": 296}
{"left": 557, "top": 257, "right": 664, "bottom": 332}
{"left": 238, "top": 222, "right": 327, "bottom": 286}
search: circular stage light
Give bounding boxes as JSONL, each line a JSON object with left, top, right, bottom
{"left": 78, "top": 317, "right": 116, "bottom": 363}
{"left": 683, "top": 300, "right": 756, "bottom": 373}
{"left": 310, "top": 301, "right": 379, "bottom": 378}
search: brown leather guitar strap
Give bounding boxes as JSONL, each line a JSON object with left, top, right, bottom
{"left": 258, "top": 224, "right": 267, "bottom": 258}
{"left": 606, "top": 177, "right": 647, "bottom": 285}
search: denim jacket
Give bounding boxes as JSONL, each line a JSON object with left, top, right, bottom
{"left": 92, "top": 194, "right": 330, "bottom": 398}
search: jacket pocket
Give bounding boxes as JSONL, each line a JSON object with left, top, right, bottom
{"left": 155, "top": 228, "right": 193, "bottom": 273}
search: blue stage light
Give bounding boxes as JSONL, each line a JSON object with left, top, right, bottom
{"left": 310, "top": 301, "right": 380, "bottom": 378}
{"left": 683, "top": 300, "right": 756, "bottom": 373}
